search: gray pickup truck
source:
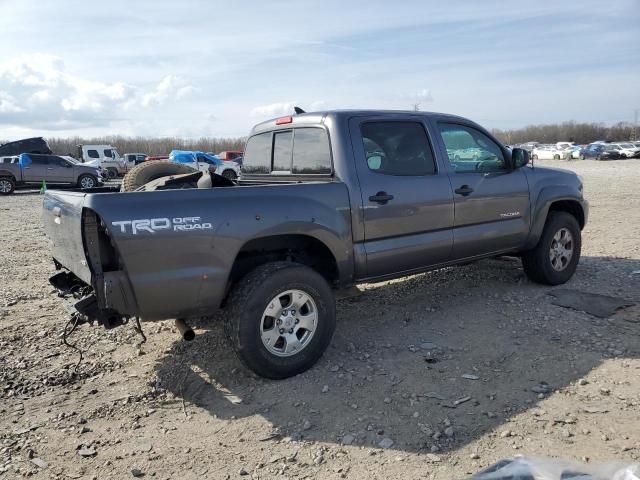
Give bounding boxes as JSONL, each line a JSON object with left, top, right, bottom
{"left": 1, "top": 153, "right": 102, "bottom": 195}
{"left": 43, "top": 110, "right": 588, "bottom": 379}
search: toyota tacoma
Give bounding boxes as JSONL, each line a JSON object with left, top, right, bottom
{"left": 43, "top": 110, "right": 588, "bottom": 379}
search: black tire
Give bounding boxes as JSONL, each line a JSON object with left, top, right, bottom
{"left": 78, "top": 174, "right": 97, "bottom": 189}
{"left": 579, "top": 154, "right": 585, "bottom": 160}
{"left": 224, "top": 262, "right": 336, "bottom": 379}
{"left": 532, "top": 154, "right": 538, "bottom": 160}
{"left": 121, "top": 161, "right": 196, "bottom": 192}
{"left": 553, "top": 154, "right": 560, "bottom": 160}
{"left": 105, "top": 168, "right": 118, "bottom": 180}
{"left": 221, "top": 169, "right": 237, "bottom": 181}
{"left": 521, "top": 211, "right": 581, "bottom": 285}
{"left": 0, "top": 177, "right": 15, "bottom": 195}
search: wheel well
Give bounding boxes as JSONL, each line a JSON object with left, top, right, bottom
{"left": 228, "top": 234, "right": 339, "bottom": 289}
{"left": 549, "top": 200, "right": 585, "bottom": 229}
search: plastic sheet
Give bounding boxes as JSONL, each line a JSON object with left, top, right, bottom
{"left": 471, "top": 457, "right": 640, "bottom": 480}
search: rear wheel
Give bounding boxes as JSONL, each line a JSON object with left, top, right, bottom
{"left": 221, "top": 169, "right": 237, "bottom": 181}
{"left": 224, "top": 262, "right": 336, "bottom": 379}
{"left": 553, "top": 154, "right": 560, "bottom": 160}
{"left": 78, "top": 174, "right": 97, "bottom": 189}
{"left": 0, "top": 177, "right": 15, "bottom": 195}
{"left": 522, "top": 211, "right": 581, "bottom": 285}
{"left": 105, "top": 168, "right": 118, "bottom": 179}
{"left": 532, "top": 154, "right": 538, "bottom": 160}
{"left": 121, "top": 161, "right": 197, "bottom": 191}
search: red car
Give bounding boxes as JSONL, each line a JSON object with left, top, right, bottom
{"left": 217, "top": 150, "right": 243, "bottom": 162}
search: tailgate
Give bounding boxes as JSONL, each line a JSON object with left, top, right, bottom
{"left": 43, "top": 190, "right": 92, "bottom": 284}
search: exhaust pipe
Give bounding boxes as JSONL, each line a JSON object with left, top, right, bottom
{"left": 175, "top": 318, "right": 195, "bottom": 341}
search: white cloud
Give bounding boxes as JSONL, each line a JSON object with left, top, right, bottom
{"left": 416, "top": 89, "right": 434, "bottom": 102}
{"left": 0, "top": 54, "right": 195, "bottom": 131}
{"left": 250, "top": 100, "right": 327, "bottom": 118}
{"left": 0, "top": 54, "right": 138, "bottom": 129}
{"left": 141, "top": 75, "right": 194, "bottom": 107}
{"left": 250, "top": 101, "right": 297, "bottom": 118}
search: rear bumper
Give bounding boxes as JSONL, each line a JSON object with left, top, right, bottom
{"left": 49, "top": 267, "right": 136, "bottom": 328}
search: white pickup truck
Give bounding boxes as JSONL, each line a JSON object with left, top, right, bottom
{"left": 77, "top": 145, "right": 134, "bottom": 179}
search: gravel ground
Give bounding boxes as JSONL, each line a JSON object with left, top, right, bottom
{"left": 1, "top": 159, "right": 639, "bottom": 479}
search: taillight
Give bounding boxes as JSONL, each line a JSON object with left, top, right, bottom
{"left": 276, "top": 116, "right": 293, "bottom": 125}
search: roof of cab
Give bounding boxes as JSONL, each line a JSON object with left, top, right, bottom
{"left": 249, "top": 109, "right": 471, "bottom": 135}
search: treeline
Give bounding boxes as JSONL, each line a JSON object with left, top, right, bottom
{"left": 491, "top": 121, "right": 638, "bottom": 145}
{"left": 45, "top": 135, "right": 246, "bottom": 156}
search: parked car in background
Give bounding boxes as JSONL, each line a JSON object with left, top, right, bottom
{"left": 217, "top": 150, "right": 244, "bottom": 164}
{"left": 532, "top": 145, "right": 569, "bottom": 160}
{"left": 169, "top": 150, "right": 241, "bottom": 180}
{"left": 580, "top": 144, "right": 624, "bottom": 160}
{"left": 568, "top": 145, "right": 584, "bottom": 159}
{"left": 514, "top": 142, "right": 539, "bottom": 154}
{"left": 0, "top": 153, "right": 102, "bottom": 195}
{"left": 0, "top": 137, "right": 52, "bottom": 156}
{"left": 76, "top": 144, "right": 130, "bottom": 179}
{"left": 556, "top": 142, "right": 575, "bottom": 149}
{"left": 123, "top": 153, "right": 148, "bottom": 165}
{"left": 611, "top": 143, "right": 640, "bottom": 158}
{"left": 145, "top": 155, "right": 169, "bottom": 161}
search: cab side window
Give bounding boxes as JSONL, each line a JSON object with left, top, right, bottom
{"left": 360, "top": 122, "right": 436, "bottom": 176}
{"left": 87, "top": 150, "right": 99, "bottom": 159}
{"left": 437, "top": 123, "right": 506, "bottom": 173}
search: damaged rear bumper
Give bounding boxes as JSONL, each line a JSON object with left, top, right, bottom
{"left": 49, "top": 268, "right": 135, "bottom": 329}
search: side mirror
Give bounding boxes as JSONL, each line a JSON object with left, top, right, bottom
{"left": 511, "top": 148, "right": 530, "bottom": 169}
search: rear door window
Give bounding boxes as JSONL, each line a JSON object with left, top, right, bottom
{"left": 87, "top": 149, "right": 99, "bottom": 159}
{"left": 292, "top": 128, "right": 332, "bottom": 174}
{"left": 103, "top": 149, "right": 112, "bottom": 158}
{"left": 360, "top": 122, "right": 436, "bottom": 175}
{"left": 30, "top": 155, "right": 49, "bottom": 165}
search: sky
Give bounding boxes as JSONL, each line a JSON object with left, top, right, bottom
{"left": 0, "top": 0, "right": 639, "bottom": 139}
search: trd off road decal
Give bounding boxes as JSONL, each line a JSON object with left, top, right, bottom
{"left": 111, "top": 217, "right": 213, "bottom": 234}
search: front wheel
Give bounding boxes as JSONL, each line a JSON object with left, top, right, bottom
{"left": 224, "top": 262, "right": 336, "bottom": 379}
{"left": 0, "top": 177, "right": 15, "bottom": 195}
{"left": 553, "top": 154, "right": 560, "bottom": 160}
{"left": 78, "top": 174, "right": 97, "bottom": 189}
{"left": 105, "top": 168, "right": 118, "bottom": 179}
{"left": 521, "top": 211, "right": 581, "bottom": 285}
{"left": 532, "top": 154, "right": 538, "bottom": 160}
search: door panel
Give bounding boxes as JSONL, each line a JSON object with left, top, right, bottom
{"left": 447, "top": 170, "right": 530, "bottom": 258}
{"left": 349, "top": 117, "right": 454, "bottom": 278}
{"left": 47, "top": 157, "right": 74, "bottom": 183}
{"left": 22, "top": 156, "right": 48, "bottom": 182}
{"left": 433, "top": 121, "right": 531, "bottom": 259}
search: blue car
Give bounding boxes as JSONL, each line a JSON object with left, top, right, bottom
{"left": 169, "top": 150, "right": 240, "bottom": 180}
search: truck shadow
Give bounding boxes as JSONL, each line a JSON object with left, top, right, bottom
{"left": 153, "top": 255, "right": 639, "bottom": 453}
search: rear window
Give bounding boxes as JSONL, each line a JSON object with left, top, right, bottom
{"left": 243, "top": 128, "right": 332, "bottom": 175}
{"left": 273, "top": 131, "right": 293, "bottom": 172}
{"left": 292, "top": 128, "right": 332, "bottom": 174}
{"left": 243, "top": 132, "right": 271, "bottom": 174}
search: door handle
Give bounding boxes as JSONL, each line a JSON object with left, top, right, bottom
{"left": 455, "top": 185, "right": 474, "bottom": 196}
{"left": 369, "top": 191, "right": 394, "bottom": 204}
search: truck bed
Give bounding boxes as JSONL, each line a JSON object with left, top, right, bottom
{"left": 43, "top": 182, "right": 353, "bottom": 321}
